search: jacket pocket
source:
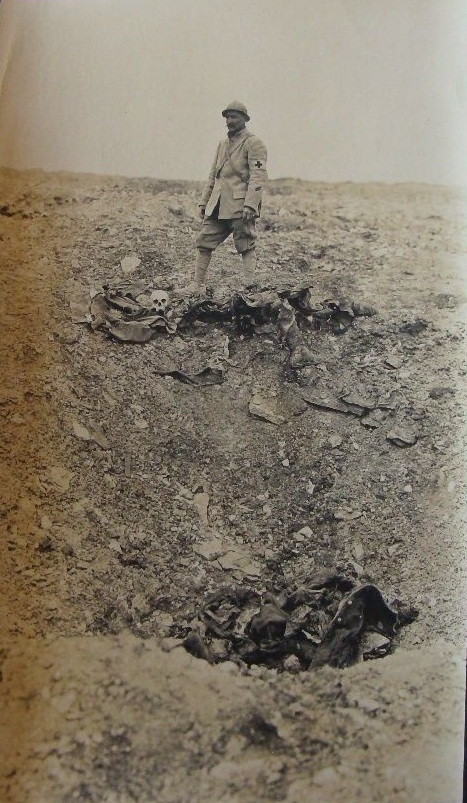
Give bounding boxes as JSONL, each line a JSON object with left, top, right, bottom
{"left": 232, "top": 191, "right": 246, "bottom": 199}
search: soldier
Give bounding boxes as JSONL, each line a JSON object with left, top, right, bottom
{"left": 184, "top": 101, "right": 268, "bottom": 294}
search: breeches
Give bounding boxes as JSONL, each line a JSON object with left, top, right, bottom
{"left": 195, "top": 216, "right": 257, "bottom": 254}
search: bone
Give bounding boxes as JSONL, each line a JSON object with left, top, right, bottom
{"left": 150, "top": 289, "right": 170, "bottom": 315}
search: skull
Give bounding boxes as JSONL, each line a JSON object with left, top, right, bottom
{"left": 150, "top": 289, "right": 170, "bottom": 315}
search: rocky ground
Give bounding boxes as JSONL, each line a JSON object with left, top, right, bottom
{"left": 0, "top": 167, "right": 466, "bottom": 803}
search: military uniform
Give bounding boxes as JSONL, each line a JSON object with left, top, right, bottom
{"left": 186, "top": 102, "right": 267, "bottom": 292}
{"left": 196, "top": 126, "right": 268, "bottom": 254}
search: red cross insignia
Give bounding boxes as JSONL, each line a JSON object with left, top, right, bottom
{"left": 254, "top": 160, "right": 263, "bottom": 168}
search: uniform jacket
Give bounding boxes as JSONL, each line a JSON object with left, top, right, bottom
{"left": 199, "top": 128, "right": 267, "bottom": 220}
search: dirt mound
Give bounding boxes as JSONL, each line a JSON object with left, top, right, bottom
{"left": 1, "top": 635, "right": 463, "bottom": 803}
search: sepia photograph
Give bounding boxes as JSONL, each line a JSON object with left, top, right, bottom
{"left": 0, "top": 1, "right": 466, "bottom": 801}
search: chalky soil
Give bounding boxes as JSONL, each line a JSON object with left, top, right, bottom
{"left": 0, "top": 169, "right": 465, "bottom": 803}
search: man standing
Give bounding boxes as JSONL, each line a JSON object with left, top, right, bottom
{"left": 185, "top": 101, "right": 267, "bottom": 294}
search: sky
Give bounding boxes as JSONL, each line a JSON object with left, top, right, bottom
{"left": 0, "top": 0, "right": 466, "bottom": 185}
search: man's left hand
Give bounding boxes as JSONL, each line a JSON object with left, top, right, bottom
{"left": 243, "top": 207, "right": 256, "bottom": 222}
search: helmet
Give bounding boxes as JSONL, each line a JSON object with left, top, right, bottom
{"left": 222, "top": 101, "right": 250, "bottom": 121}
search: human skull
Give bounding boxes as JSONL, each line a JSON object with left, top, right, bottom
{"left": 150, "top": 289, "right": 170, "bottom": 315}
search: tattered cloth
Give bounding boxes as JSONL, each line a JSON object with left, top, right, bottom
{"left": 81, "top": 283, "right": 376, "bottom": 369}
{"left": 181, "top": 572, "right": 417, "bottom": 671}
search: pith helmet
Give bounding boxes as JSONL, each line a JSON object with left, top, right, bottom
{"left": 222, "top": 101, "right": 250, "bottom": 121}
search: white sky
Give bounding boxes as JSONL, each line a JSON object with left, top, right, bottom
{"left": 0, "top": 0, "right": 466, "bottom": 184}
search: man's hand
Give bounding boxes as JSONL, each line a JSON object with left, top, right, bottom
{"left": 199, "top": 206, "right": 206, "bottom": 220}
{"left": 243, "top": 206, "right": 256, "bottom": 222}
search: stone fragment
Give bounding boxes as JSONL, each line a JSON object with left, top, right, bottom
{"left": 386, "top": 426, "right": 418, "bottom": 447}
{"left": 385, "top": 355, "right": 403, "bottom": 369}
{"left": 121, "top": 255, "right": 141, "bottom": 274}
{"left": 249, "top": 395, "right": 285, "bottom": 425}
{"left": 72, "top": 420, "right": 90, "bottom": 441}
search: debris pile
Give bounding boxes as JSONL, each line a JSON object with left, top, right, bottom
{"left": 78, "top": 283, "right": 376, "bottom": 368}
{"left": 181, "top": 572, "right": 417, "bottom": 672}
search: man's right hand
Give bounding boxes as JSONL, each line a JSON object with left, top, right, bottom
{"left": 199, "top": 206, "right": 206, "bottom": 220}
